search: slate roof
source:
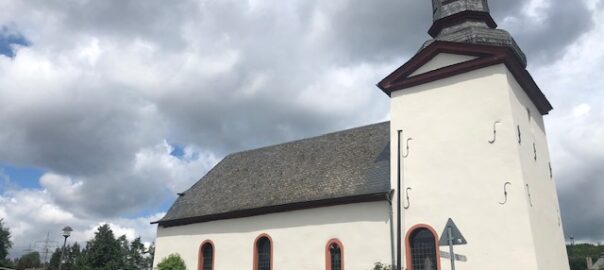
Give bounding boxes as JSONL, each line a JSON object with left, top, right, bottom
{"left": 426, "top": 0, "right": 527, "bottom": 67}
{"left": 156, "top": 121, "right": 391, "bottom": 226}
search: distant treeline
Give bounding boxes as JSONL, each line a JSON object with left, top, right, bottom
{"left": 1, "top": 221, "right": 153, "bottom": 270}
{"left": 568, "top": 243, "right": 604, "bottom": 270}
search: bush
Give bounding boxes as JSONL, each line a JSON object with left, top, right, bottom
{"left": 370, "top": 262, "right": 392, "bottom": 270}
{"left": 157, "top": 254, "right": 186, "bottom": 270}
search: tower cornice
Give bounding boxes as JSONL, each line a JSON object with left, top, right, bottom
{"left": 377, "top": 41, "right": 552, "bottom": 115}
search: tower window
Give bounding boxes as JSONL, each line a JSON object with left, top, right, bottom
{"left": 199, "top": 241, "right": 214, "bottom": 270}
{"left": 326, "top": 239, "right": 344, "bottom": 270}
{"left": 406, "top": 225, "right": 440, "bottom": 270}
{"left": 254, "top": 235, "right": 272, "bottom": 270}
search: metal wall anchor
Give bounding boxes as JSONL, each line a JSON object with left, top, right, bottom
{"left": 525, "top": 184, "right": 533, "bottom": 207}
{"left": 489, "top": 121, "right": 501, "bottom": 144}
{"left": 402, "top": 138, "right": 413, "bottom": 158}
{"left": 499, "top": 182, "right": 512, "bottom": 205}
{"left": 404, "top": 187, "right": 412, "bottom": 210}
{"left": 549, "top": 162, "right": 553, "bottom": 179}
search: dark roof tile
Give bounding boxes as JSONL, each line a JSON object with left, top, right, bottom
{"left": 157, "top": 121, "right": 391, "bottom": 224}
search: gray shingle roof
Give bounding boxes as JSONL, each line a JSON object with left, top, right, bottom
{"left": 156, "top": 121, "right": 391, "bottom": 226}
{"left": 427, "top": 0, "right": 527, "bottom": 67}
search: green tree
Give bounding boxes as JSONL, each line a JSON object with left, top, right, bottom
{"left": 567, "top": 243, "right": 604, "bottom": 270}
{"left": 0, "top": 219, "right": 12, "bottom": 267}
{"left": 83, "top": 224, "right": 126, "bottom": 270}
{"left": 48, "top": 247, "right": 61, "bottom": 270}
{"left": 48, "top": 242, "right": 82, "bottom": 270}
{"left": 156, "top": 254, "right": 186, "bottom": 270}
{"left": 144, "top": 242, "right": 155, "bottom": 270}
{"left": 370, "top": 262, "right": 392, "bottom": 270}
{"left": 16, "top": 251, "right": 41, "bottom": 269}
{"left": 73, "top": 243, "right": 89, "bottom": 270}
{"left": 66, "top": 242, "right": 82, "bottom": 270}
{"left": 127, "top": 237, "right": 146, "bottom": 270}
{"left": 117, "top": 235, "right": 129, "bottom": 268}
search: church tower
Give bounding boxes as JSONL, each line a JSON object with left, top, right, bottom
{"left": 379, "top": 0, "right": 569, "bottom": 269}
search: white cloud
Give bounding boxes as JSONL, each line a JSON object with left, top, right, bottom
{"left": 0, "top": 187, "right": 162, "bottom": 258}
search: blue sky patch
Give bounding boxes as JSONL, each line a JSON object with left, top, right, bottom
{"left": 169, "top": 144, "right": 186, "bottom": 158}
{"left": 0, "top": 164, "right": 44, "bottom": 189}
{"left": 0, "top": 26, "right": 30, "bottom": 58}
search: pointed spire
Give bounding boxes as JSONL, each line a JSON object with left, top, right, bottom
{"left": 424, "top": 0, "right": 527, "bottom": 67}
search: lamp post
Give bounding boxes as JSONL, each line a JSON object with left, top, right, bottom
{"left": 58, "top": 226, "right": 73, "bottom": 270}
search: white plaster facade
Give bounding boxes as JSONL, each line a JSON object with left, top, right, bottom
{"left": 154, "top": 202, "right": 393, "bottom": 270}
{"left": 153, "top": 55, "right": 569, "bottom": 270}
{"left": 390, "top": 55, "right": 569, "bottom": 270}
{"left": 409, "top": 53, "right": 477, "bottom": 77}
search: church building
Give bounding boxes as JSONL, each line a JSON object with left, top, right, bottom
{"left": 152, "top": 1, "right": 570, "bottom": 269}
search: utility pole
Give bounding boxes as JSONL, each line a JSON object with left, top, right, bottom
{"left": 34, "top": 232, "right": 58, "bottom": 268}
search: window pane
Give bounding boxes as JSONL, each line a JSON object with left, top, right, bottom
{"left": 202, "top": 243, "right": 213, "bottom": 270}
{"left": 330, "top": 243, "right": 342, "bottom": 270}
{"left": 257, "top": 237, "right": 271, "bottom": 270}
{"left": 410, "top": 229, "right": 437, "bottom": 270}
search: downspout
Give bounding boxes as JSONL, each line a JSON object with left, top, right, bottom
{"left": 387, "top": 189, "right": 396, "bottom": 269}
{"left": 396, "top": 130, "right": 403, "bottom": 270}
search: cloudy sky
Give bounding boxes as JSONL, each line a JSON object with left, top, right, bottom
{"left": 0, "top": 0, "right": 603, "bottom": 258}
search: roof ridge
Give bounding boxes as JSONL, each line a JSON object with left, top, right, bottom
{"left": 230, "top": 121, "right": 390, "bottom": 156}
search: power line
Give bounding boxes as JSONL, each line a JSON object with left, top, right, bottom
{"left": 33, "top": 232, "right": 59, "bottom": 267}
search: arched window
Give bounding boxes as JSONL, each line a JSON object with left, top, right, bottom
{"left": 198, "top": 240, "right": 214, "bottom": 270}
{"left": 254, "top": 234, "right": 272, "bottom": 270}
{"left": 406, "top": 225, "right": 440, "bottom": 270}
{"left": 326, "top": 239, "right": 344, "bottom": 270}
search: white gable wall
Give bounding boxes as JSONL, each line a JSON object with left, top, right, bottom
{"left": 154, "top": 201, "right": 392, "bottom": 269}
{"left": 505, "top": 70, "right": 570, "bottom": 270}
{"left": 390, "top": 63, "right": 568, "bottom": 270}
{"left": 409, "top": 53, "right": 478, "bottom": 77}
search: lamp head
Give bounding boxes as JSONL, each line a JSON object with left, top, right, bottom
{"left": 62, "top": 226, "right": 73, "bottom": 238}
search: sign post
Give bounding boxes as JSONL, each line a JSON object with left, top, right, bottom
{"left": 448, "top": 226, "right": 456, "bottom": 270}
{"left": 440, "top": 218, "right": 467, "bottom": 270}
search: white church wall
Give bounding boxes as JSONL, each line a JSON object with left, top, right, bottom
{"left": 409, "top": 53, "right": 478, "bottom": 77}
{"left": 505, "top": 70, "right": 570, "bottom": 270}
{"left": 390, "top": 62, "right": 561, "bottom": 270}
{"left": 154, "top": 201, "right": 392, "bottom": 270}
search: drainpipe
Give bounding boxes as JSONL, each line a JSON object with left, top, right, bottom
{"left": 396, "top": 130, "right": 403, "bottom": 270}
{"left": 387, "top": 189, "right": 396, "bottom": 269}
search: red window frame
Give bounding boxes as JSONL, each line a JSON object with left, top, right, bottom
{"left": 198, "top": 240, "right": 215, "bottom": 270}
{"left": 325, "top": 238, "right": 344, "bottom": 270}
{"left": 253, "top": 233, "right": 273, "bottom": 270}
{"left": 405, "top": 224, "right": 441, "bottom": 270}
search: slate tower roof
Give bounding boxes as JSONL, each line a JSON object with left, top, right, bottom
{"left": 425, "top": 0, "right": 527, "bottom": 67}
{"left": 156, "top": 122, "right": 391, "bottom": 227}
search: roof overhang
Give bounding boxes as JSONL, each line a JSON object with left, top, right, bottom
{"left": 377, "top": 41, "right": 553, "bottom": 115}
{"left": 153, "top": 192, "right": 391, "bottom": 228}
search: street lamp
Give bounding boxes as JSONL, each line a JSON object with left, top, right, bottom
{"left": 58, "top": 226, "right": 73, "bottom": 270}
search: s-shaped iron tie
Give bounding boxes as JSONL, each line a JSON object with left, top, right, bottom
{"left": 499, "top": 182, "right": 512, "bottom": 205}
